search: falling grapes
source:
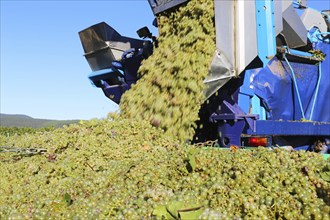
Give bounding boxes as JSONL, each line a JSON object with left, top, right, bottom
{"left": 119, "top": 0, "right": 216, "bottom": 142}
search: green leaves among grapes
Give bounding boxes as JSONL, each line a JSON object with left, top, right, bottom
{"left": 63, "top": 193, "right": 72, "bottom": 206}
{"left": 185, "top": 147, "right": 200, "bottom": 172}
{"left": 178, "top": 208, "right": 204, "bottom": 220}
{"left": 153, "top": 205, "right": 173, "bottom": 219}
{"left": 153, "top": 201, "right": 204, "bottom": 220}
{"left": 1, "top": 123, "right": 330, "bottom": 219}
{"left": 319, "top": 163, "right": 330, "bottom": 182}
{"left": 1, "top": 0, "right": 330, "bottom": 219}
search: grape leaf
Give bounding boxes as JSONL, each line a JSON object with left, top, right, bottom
{"left": 153, "top": 205, "right": 175, "bottom": 219}
{"left": 166, "top": 201, "right": 185, "bottom": 219}
{"left": 64, "top": 193, "right": 72, "bottom": 206}
{"left": 320, "top": 171, "right": 330, "bottom": 182}
{"left": 178, "top": 208, "right": 204, "bottom": 220}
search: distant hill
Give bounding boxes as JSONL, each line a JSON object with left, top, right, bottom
{"left": 0, "top": 113, "right": 80, "bottom": 129}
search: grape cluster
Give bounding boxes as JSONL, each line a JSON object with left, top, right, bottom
{"left": 1, "top": 116, "right": 329, "bottom": 219}
{"left": 1, "top": 0, "right": 329, "bottom": 219}
{"left": 0, "top": 116, "right": 184, "bottom": 219}
{"left": 119, "top": 0, "right": 216, "bottom": 142}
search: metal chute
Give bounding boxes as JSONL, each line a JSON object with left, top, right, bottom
{"left": 147, "top": 0, "right": 190, "bottom": 15}
{"left": 79, "top": 22, "right": 145, "bottom": 71}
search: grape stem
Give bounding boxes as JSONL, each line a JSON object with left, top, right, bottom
{"left": 84, "top": 161, "right": 95, "bottom": 171}
{"left": 177, "top": 205, "right": 204, "bottom": 212}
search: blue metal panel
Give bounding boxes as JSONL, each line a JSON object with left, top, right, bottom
{"left": 251, "top": 49, "right": 330, "bottom": 122}
{"left": 308, "top": 42, "right": 330, "bottom": 122}
{"left": 88, "top": 68, "right": 123, "bottom": 79}
{"left": 238, "top": 70, "right": 267, "bottom": 120}
{"left": 282, "top": 54, "right": 306, "bottom": 119}
{"left": 255, "top": 0, "right": 276, "bottom": 67}
{"left": 249, "top": 120, "right": 330, "bottom": 136}
{"left": 101, "top": 82, "right": 129, "bottom": 104}
{"left": 238, "top": 94, "right": 250, "bottom": 115}
{"left": 238, "top": 71, "right": 254, "bottom": 113}
{"left": 251, "top": 95, "right": 267, "bottom": 120}
{"left": 88, "top": 68, "right": 124, "bottom": 88}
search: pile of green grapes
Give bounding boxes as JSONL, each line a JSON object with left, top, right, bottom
{"left": 120, "top": 0, "right": 216, "bottom": 142}
{"left": 1, "top": 0, "right": 330, "bottom": 219}
{"left": 0, "top": 116, "right": 329, "bottom": 219}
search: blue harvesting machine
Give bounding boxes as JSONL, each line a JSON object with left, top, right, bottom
{"left": 79, "top": 0, "right": 330, "bottom": 153}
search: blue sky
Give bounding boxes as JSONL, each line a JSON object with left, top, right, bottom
{"left": 1, "top": 1, "right": 329, "bottom": 120}
{"left": 1, "top": 0, "right": 157, "bottom": 120}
